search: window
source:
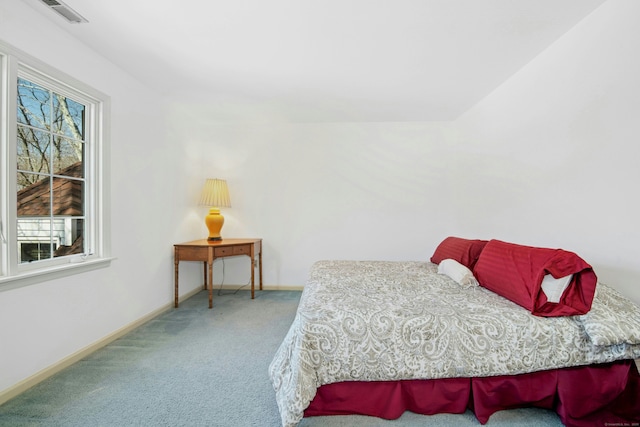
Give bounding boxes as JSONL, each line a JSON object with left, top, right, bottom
{"left": 17, "top": 77, "right": 86, "bottom": 263}
{"left": 1, "top": 41, "right": 111, "bottom": 289}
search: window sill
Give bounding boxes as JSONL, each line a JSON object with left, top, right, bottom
{"left": 0, "top": 257, "right": 115, "bottom": 292}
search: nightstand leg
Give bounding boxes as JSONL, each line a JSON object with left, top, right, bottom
{"left": 203, "top": 262, "right": 207, "bottom": 290}
{"left": 208, "top": 261, "right": 213, "bottom": 309}
{"left": 259, "top": 250, "right": 263, "bottom": 291}
{"left": 174, "top": 254, "right": 180, "bottom": 308}
{"left": 251, "top": 256, "right": 255, "bottom": 299}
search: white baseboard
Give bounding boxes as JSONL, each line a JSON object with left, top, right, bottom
{"left": 214, "top": 284, "right": 304, "bottom": 291}
{"left": 0, "top": 286, "right": 203, "bottom": 406}
{"left": 264, "top": 285, "right": 304, "bottom": 291}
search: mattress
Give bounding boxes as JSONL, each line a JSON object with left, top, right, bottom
{"left": 269, "top": 260, "right": 640, "bottom": 427}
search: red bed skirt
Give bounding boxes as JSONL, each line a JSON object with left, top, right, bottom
{"left": 304, "top": 360, "right": 640, "bottom": 427}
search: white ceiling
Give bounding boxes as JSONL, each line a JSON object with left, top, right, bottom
{"left": 27, "top": 0, "right": 606, "bottom": 122}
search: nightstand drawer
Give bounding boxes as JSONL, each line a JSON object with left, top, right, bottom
{"left": 214, "top": 247, "right": 234, "bottom": 257}
{"left": 233, "top": 245, "right": 251, "bottom": 256}
{"left": 178, "top": 246, "right": 209, "bottom": 261}
{"left": 214, "top": 244, "right": 251, "bottom": 257}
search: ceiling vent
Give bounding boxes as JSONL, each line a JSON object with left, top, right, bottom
{"left": 39, "top": 0, "right": 88, "bottom": 24}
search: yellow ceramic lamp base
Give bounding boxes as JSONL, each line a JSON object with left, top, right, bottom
{"left": 204, "top": 208, "right": 225, "bottom": 241}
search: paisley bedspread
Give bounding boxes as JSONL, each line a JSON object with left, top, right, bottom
{"left": 268, "top": 260, "right": 640, "bottom": 427}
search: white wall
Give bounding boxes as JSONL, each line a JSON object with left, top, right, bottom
{"left": 0, "top": 0, "right": 201, "bottom": 395}
{"left": 168, "top": 0, "right": 640, "bottom": 306}
{"left": 454, "top": 0, "right": 640, "bottom": 304}
{"left": 165, "top": 116, "right": 459, "bottom": 286}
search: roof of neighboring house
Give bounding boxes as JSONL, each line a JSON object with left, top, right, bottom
{"left": 17, "top": 162, "right": 83, "bottom": 217}
{"left": 53, "top": 235, "right": 83, "bottom": 257}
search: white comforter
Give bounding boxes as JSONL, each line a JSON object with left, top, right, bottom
{"left": 269, "top": 260, "right": 640, "bottom": 427}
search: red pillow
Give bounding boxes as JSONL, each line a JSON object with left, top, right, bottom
{"left": 473, "top": 239, "right": 597, "bottom": 317}
{"left": 430, "top": 237, "right": 488, "bottom": 270}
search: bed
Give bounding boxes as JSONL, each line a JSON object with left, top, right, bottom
{"left": 269, "top": 238, "right": 640, "bottom": 427}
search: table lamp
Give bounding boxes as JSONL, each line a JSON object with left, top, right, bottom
{"left": 198, "top": 178, "right": 231, "bottom": 241}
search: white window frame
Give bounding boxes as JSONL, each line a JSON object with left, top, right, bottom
{"left": 0, "top": 40, "right": 112, "bottom": 291}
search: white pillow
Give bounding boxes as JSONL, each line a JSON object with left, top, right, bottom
{"left": 437, "top": 258, "right": 479, "bottom": 288}
{"left": 540, "top": 273, "right": 573, "bottom": 303}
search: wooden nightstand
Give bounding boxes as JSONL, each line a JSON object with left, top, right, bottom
{"left": 174, "top": 238, "right": 262, "bottom": 308}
